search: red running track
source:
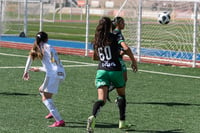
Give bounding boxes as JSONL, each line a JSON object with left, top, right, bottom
{"left": 1, "top": 41, "right": 200, "bottom": 68}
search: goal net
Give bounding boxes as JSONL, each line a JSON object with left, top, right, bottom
{"left": 0, "top": 0, "right": 54, "bottom": 36}
{"left": 117, "top": 0, "right": 200, "bottom": 67}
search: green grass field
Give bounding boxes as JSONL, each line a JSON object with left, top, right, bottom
{"left": 1, "top": 47, "right": 200, "bottom": 133}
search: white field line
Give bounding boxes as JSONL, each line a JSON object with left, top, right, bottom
{"left": 61, "top": 60, "right": 97, "bottom": 65}
{"left": 1, "top": 52, "right": 200, "bottom": 79}
{"left": 0, "top": 52, "right": 27, "bottom": 58}
{"left": 0, "top": 64, "right": 97, "bottom": 69}
{"left": 0, "top": 52, "right": 97, "bottom": 65}
{"left": 138, "top": 69, "right": 200, "bottom": 79}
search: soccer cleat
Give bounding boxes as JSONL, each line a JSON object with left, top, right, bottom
{"left": 119, "top": 120, "right": 132, "bottom": 129}
{"left": 45, "top": 113, "right": 53, "bottom": 119}
{"left": 48, "top": 120, "right": 65, "bottom": 127}
{"left": 86, "top": 115, "right": 96, "bottom": 133}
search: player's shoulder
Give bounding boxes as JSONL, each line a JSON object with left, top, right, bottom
{"left": 44, "top": 43, "right": 55, "bottom": 50}
{"left": 44, "top": 43, "right": 55, "bottom": 53}
{"left": 109, "top": 32, "right": 118, "bottom": 40}
{"left": 44, "top": 43, "right": 50, "bottom": 48}
{"left": 113, "top": 29, "right": 121, "bottom": 35}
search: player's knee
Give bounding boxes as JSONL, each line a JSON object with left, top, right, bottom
{"left": 116, "top": 95, "right": 126, "bottom": 106}
{"left": 97, "top": 100, "right": 105, "bottom": 107}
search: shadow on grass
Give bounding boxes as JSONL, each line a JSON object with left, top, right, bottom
{"left": 95, "top": 122, "right": 119, "bottom": 128}
{"left": 127, "top": 102, "right": 200, "bottom": 107}
{"left": 65, "top": 121, "right": 119, "bottom": 128}
{"left": 65, "top": 121, "right": 86, "bottom": 128}
{"left": 64, "top": 121, "right": 184, "bottom": 133}
{"left": 0, "top": 92, "right": 38, "bottom": 96}
{"left": 126, "top": 129, "right": 184, "bottom": 133}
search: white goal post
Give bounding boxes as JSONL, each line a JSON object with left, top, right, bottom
{"left": 159, "top": 0, "right": 199, "bottom": 2}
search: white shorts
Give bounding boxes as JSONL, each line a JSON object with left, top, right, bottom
{"left": 40, "top": 73, "right": 65, "bottom": 94}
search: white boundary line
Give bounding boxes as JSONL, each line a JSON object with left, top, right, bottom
{"left": 138, "top": 69, "right": 200, "bottom": 79}
{"left": 0, "top": 64, "right": 97, "bottom": 69}
{"left": 61, "top": 60, "right": 97, "bottom": 65}
{"left": 1, "top": 52, "right": 200, "bottom": 79}
{"left": 0, "top": 52, "right": 27, "bottom": 58}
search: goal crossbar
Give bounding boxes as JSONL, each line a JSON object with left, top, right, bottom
{"left": 153, "top": 0, "right": 200, "bottom": 2}
{"left": 4, "top": 0, "right": 49, "bottom": 2}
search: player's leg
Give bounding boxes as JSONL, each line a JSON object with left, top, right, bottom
{"left": 87, "top": 70, "right": 109, "bottom": 132}
{"left": 116, "top": 88, "right": 126, "bottom": 120}
{"left": 39, "top": 86, "right": 53, "bottom": 119}
{"left": 87, "top": 86, "right": 107, "bottom": 132}
{"left": 115, "top": 71, "right": 127, "bottom": 120}
{"left": 107, "top": 70, "right": 128, "bottom": 102}
{"left": 40, "top": 76, "right": 65, "bottom": 127}
{"left": 107, "top": 59, "right": 127, "bottom": 102}
{"left": 93, "top": 86, "right": 107, "bottom": 116}
{"left": 116, "top": 88, "right": 131, "bottom": 129}
{"left": 111, "top": 70, "right": 131, "bottom": 129}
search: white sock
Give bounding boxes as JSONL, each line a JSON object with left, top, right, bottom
{"left": 43, "top": 99, "right": 62, "bottom": 121}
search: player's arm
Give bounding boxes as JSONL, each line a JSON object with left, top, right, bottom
{"left": 120, "top": 42, "right": 138, "bottom": 72}
{"left": 29, "top": 67, "right": 46, "bottom": 72}
{"left": 92, "top": 50, "right": 99, "bottom": 61}
{"left": 23, "top": 56, "right": 33, "bottom": 80}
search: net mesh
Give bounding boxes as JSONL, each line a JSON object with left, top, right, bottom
{"left": 117, "top": 0, "right": 200, "bottom": 66}
{"left": 1, "top": 0, "right": 54, "bottom": 35}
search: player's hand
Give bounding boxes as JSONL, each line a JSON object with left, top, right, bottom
{"left": 131, "top": 61, "right": 138, "bottom": 73}
{"left": 120, "top": 50, "right": 125, "bottom": 56}
{"left": 22, "top": 72, "right": 30, "bottom": 80}
{"left": 29, "top": 67, "right": 40, "bottom": 72}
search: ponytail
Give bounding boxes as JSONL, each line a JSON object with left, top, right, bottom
{"left": 30, "top": 31, "right": 48, "bottom": 60}
{"left": 92, "top": 17, "right": 112, "bottom": 49}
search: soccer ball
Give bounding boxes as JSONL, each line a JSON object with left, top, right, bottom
{"left": 158, "top": 12, "right": 171, "bottom": 25}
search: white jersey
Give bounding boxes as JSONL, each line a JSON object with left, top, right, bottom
{"left": 24, "top": 42, "right": 65, "bottom": 94}
{"left": 41, "top": 43, "right": 65, "bottom": 77}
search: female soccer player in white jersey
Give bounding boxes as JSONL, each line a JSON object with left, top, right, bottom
{"left": 22, "top": 31, "right": 66, "bottom": 127}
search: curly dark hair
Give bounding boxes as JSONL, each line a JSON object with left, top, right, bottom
{"left": 92, "top": 17, "right": 112, "bottom": 53}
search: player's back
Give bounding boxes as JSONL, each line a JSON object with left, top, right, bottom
{"left": 41, "top": 43, "right": 65, "bottom": 76}
{"left": 97, "top": 33, "right": 122, "bottom": 71}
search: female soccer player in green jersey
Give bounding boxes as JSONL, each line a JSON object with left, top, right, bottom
{"left": 86, "top": 17, "right": 137, "bottom": 133}
{"left": 107, "top": 16, "right": 137, "bottom": 99}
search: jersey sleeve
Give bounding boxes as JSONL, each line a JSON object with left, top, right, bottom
{"left": 39, "top": 67, "right": 46, "bottom": 72}
{"left": 116, "top": 32, "right": 125, "bottom": 44}
{"left": 24, "top": 56, "right": 32, "bottom": 73}
{"left": 113, "top": 30, "right": 125, "bottom": 44}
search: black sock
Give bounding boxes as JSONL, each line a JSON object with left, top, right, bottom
{"left": 117, "top": 95, "right": 126, "bottom": 120}
{"left": 92, "top": 100, "right": 105, "bottom": 117}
